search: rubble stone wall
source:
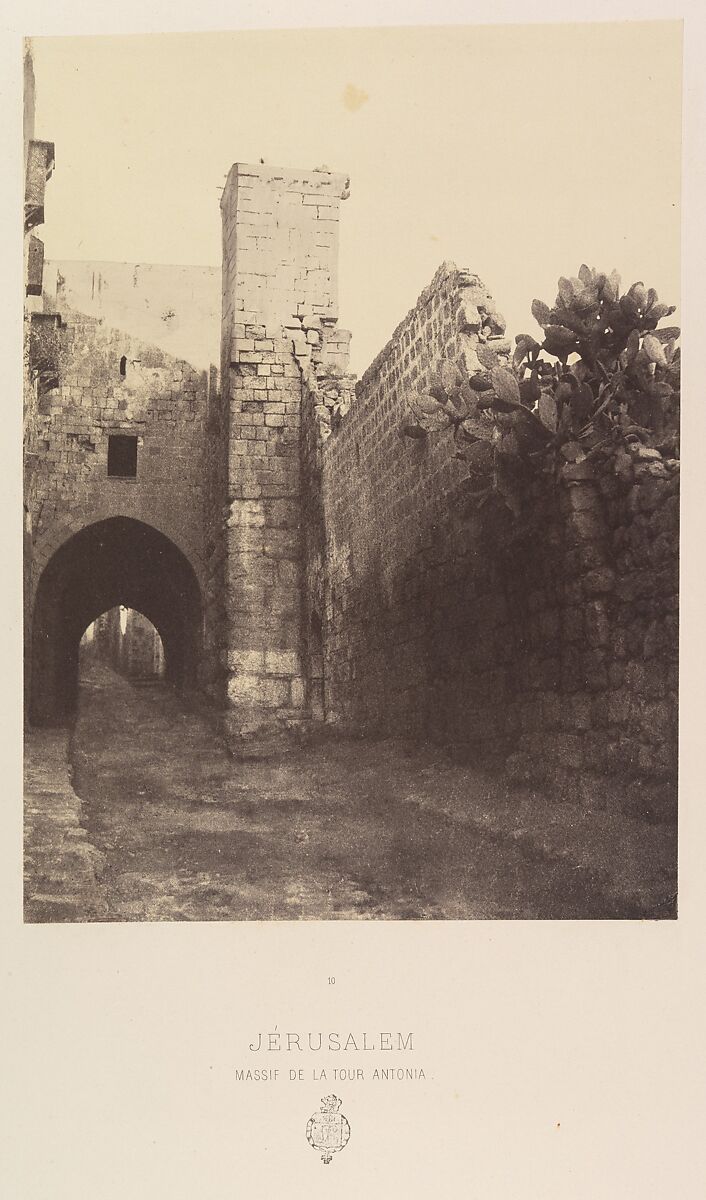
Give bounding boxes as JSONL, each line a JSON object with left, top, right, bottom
{"left": 27, "top": 304, "right": 208, "bottom": 594}
{"left": 25, "top": 301, "right": 225, "bottom": 700}
{"left": 502, "top": 452, "right": 679, "bottom": 806}
{"left": 320, "top": 264, "right": 679, "bottom": 806}
{"left": 23, "top": 45, "right": 51, "bottom": 717}
{"left": 320, "top": 263, "right": 509, "bottom": 741}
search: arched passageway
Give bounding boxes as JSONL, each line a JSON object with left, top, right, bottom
{"left": 31, "top": 517, "right": 202, "bottom": 725}
{"left": 81, "top": 606, "right": 167, "bottom": 682}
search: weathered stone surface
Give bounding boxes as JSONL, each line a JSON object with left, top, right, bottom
{"left": 25, "top": 152, "right": 678, "bottom": 784}
{"left": 24, "top": 728, "right": 108, "bottom": 922}
{"left": 316, "top": 261, "right": 678, "bottom": 798}
{"left": 264, "top": 649, "right": 301, "bottom": 676}
{"left": 219, "top": 162, "right": 352, "bottom": 749}
{"left": 227, "top": 649, "right": 265, "bottom": 672}
{"left": 24, "top": 269, "right": 222, "bottom": 725}
{"left": 583, "top": 567, "right": 616, "bottom": 595}
{"left": 551, "top": 734, "right": 584, "bottom": 769}
{"left": 561, "top": 461, "right": 595, "bottom": 483}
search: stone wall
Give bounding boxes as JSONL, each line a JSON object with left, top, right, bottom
{"left": 503, "top": 451, "right": 679, "bottom": 809}
{"left": 22, "top": 139, "right": 678, "bottom": 793}
{"left": 219, "top": 162, "right": 351, "bottom": 752}
{"left": 23, "top": 44, "right": 53, "bottom": 719}
{"left": 319, "top": 263, "right": 679, "bottom": 805}
{"left": 27, "top": 299, "right": 209, "bottom": 597}
{"left": 25, "top": 291, "right": 224, "bottom": 720}
{"left": 22, "top": 43, "right": 229, "bottom": 724}
{"left": 201, "top": 360, "right": 229, "bottom": 704}
{"left": 320, "top": 262, "right": 509, "bottom": 739}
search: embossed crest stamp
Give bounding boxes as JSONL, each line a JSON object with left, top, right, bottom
{"left": 306, "top": 1094, "right": 351, "bottom": 1164}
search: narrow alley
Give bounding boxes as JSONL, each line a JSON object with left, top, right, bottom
{"left": 23, "top": 663, "right": 676, "bottom": 922}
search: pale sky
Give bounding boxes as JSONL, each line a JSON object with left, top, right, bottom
{"left": 31, "top": 22, "right": 681, "bottom": 376}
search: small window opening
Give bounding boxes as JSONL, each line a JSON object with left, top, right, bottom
{"left": 107, "top": 434, "right": 138, "bottom": 478}
{"left": 119, "top": 355, "right": 127, "bottom": 378}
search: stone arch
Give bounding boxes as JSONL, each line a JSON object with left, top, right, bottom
{"left": 30, "top": 516, "right": 203, "bottom": 725}
{"left": 30, "top": 501, "right": 205, "bottom": 610}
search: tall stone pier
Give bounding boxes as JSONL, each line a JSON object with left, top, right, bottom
{"left": 220, "top": 162, "right": 350, "bottom": 753}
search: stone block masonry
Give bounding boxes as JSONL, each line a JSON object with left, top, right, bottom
{"left": 320, "top": 261, "right": 678, "bottom": 810}
{"left": 320, "top": 262, "right": 510, "bottom": 745}
{"left": 219, "top": 162, "right": 351, "bottom": 753}
{"left": 26, "top": 301, "right": 209, "bottom": 600}
{"left": 24, "top": 287, "right": 224, "bottom": 722}
{"left": 23, "top": 139, "right": 678, "bottom": 800}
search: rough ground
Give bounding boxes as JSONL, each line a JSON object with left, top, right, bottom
{"left": 24, "top": 663, "right": 676, "bottom": 922}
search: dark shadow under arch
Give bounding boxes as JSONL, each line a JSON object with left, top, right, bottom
{"left": 31, "top": 517, "right": 202, "bottom": 725}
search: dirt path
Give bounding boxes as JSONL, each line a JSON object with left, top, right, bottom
{"left": 25, "top": 662, "right": 675, "bottom": 921}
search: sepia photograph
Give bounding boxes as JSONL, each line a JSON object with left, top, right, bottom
{"left": 8, "top": 7, "right": 706, "bottom": 1199}
{"left": 23, "top": 20, "right": 681, "bottom": 923}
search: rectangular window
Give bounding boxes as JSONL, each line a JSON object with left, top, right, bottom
{"left": 107, "top": 434, "right": 138, "bottom": 478}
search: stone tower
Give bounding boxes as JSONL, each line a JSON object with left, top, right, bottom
{"left": 219, "top": 162, "right": 351, "bottom": 753}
